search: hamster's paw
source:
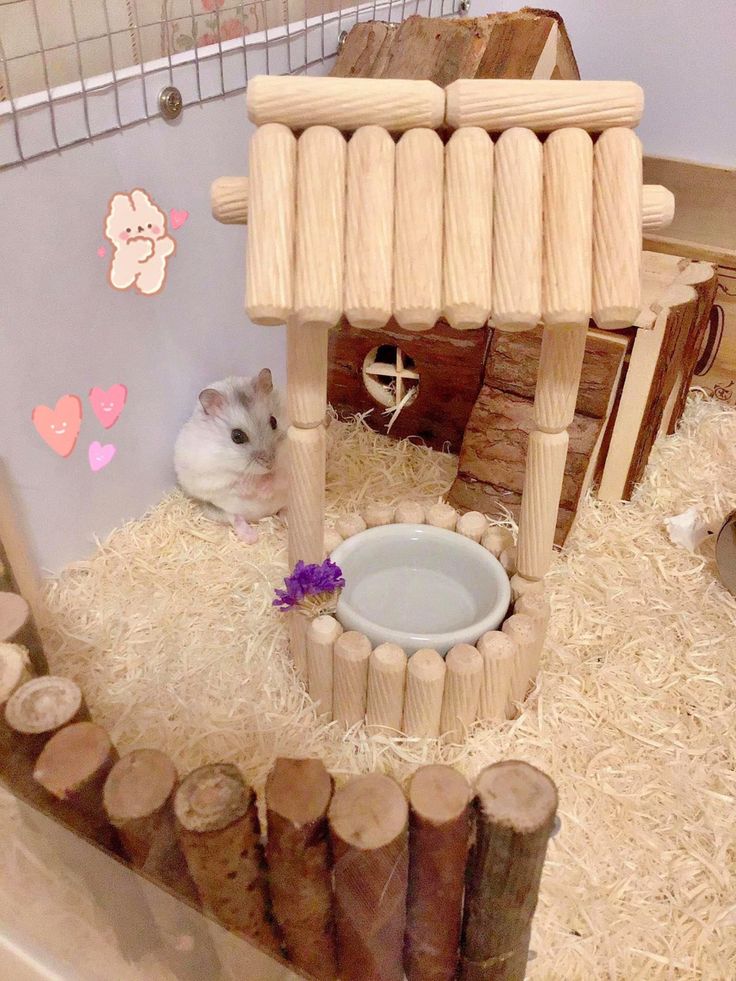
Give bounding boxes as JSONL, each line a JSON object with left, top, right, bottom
{"left": 233, "top": 515, "right": 259, "bottom": 544}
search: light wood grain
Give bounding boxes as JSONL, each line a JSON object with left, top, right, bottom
{"left": 307, "top": 615, "right": 343, "bottom": 719}
{"left": 534, "top": 323, "right": 590, "bottom": 432}
{"left": 642, "top": 184, "right": 675, "bottom": 232}
{"left": 516, "top": 431, "right": 569, "bottom": 581}
{"left": 366, "top": 643, "right": 407, "bottom": 732}
{"left": 333, "top": 631, "right": 372, "bottom": 729}
{"left": 426, "top": 502, "right": 458, "bottom": 531}
{"left": 394, "top": 501, "right": 425, "bottom": 524}
{"left": 440, "top": 644, "right": 482, "bottom": 742}
{"left": 247, "top": 75, "right": 445, "bottom": 131}
{"left": 287, "top": 425, "right": 326, "bottom": 569}
{"left": 456, "top": 510, "right": 488, "bottom": 543}
{"left": 393, "top": 128, "right": 444, "bottom": 331}
{"left": 477, "top": 631, "right": 517, "bottom": 721}
{"left": 210, "top": 176, "right": 249, "bottom": 224}
{"left": 502, "top": 613, "right": 541, "bottom": 699}
{"left": 491, "top": 127, "right": 543, "bottom": 332}
{"left": 592, "top": 127, "right": 643, "bottom": 330}
{"left": 294, "top": 126, "right": 347, "bottom": 329}
{"left": 403, "top": 648, "right": 446, "bottom": 738}
{"left": 443, "top": 127, "right": 494, "bottom": 330}
{"left": 286, "top": 322, "right": 329, "bottom": 429}
{"left": 245, "top": 123, "right": 296, "bottom": 325}
{"left": 446, "top": 79, "right": 643, "bottom": 132}
{"left": 344, "top": 126, "right": 395, "bottom": 330}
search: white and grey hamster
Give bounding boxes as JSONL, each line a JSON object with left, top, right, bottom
{"left": 174, "top": 369, "right": 288, "bottom": 543}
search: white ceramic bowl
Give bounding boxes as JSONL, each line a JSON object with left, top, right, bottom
{"left": 330, "top": 524, "right": 511, "bottom": 656}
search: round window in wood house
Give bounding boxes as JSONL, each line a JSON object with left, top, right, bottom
{"left": 362, "top": 344, "right": 420, "bottom": 413}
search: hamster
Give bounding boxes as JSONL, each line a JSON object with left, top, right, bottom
{"left": 174, "top": 369, "right": 288, "bottom": 543}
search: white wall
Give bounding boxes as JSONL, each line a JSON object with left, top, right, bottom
{"left": 478, "top": 0, "right": 736, "bottom": 166}
{"left": 1, "top": 95, "right": 284, "bottom": 574}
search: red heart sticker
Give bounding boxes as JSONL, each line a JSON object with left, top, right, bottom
{"left": 32, "top": 395, "right": 82, "bottom": 458}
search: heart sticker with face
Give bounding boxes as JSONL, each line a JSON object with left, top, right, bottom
{"left": 89, "top": 384, "right": 127, "bottom": 429}
{"left": 88, "top": 441, "right": 116, "bottom": 472}
{"left": 32, "top": 395, "right": 83, "bottom": 458}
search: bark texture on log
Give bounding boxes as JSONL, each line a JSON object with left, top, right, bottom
{"left": 405, "top": 765, "right": 471, "bottom": 981}
{"left": 174, "top": 763, "right": 280, "bottom": 954}
{"left": 265, "top": 757, "right": 337, "bottom": 981}
{"left": 460, "top": 761, "right": 558, "bottom": 981}
{"left": 329, "top": 773, "right": 409, "bottom": 981}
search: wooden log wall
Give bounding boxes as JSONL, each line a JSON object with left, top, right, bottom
{"left": 0, "top": 634, "right": 559, "bottom": 981}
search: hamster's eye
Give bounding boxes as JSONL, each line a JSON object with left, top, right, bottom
{"left": 231, "top": 428, "right": 248, "bottom": 445}
{"left": 269, "top": 415, "right": 277, "bottom": 431}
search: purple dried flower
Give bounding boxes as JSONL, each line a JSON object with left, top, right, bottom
{"left": 273, "top": 558, "right": 345, "bottom": 615}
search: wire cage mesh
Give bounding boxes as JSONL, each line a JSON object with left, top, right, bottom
{"left": 0, "top": 0, "right": 462, "bottom": 169}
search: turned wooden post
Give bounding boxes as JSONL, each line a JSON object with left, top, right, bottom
{"left": 460, "top": 761, "right": 558, "bottom": 981}
{"left": 476, "top": 631, "right": 517, "bottom": 722}
{"left": 402, "top": 648, "right": 446, "bottom": 738}
{"left": 265, "top": 757, "right": 337, "bottom": 980}
{"left": 174, "top": 763, "right": 280, "bottom": 954}
{"left": 405, "top": 765, "right": 471, "bottom": 981}
{"left": 333, "top": 630, "right": 372, "bottom": 729}
{"left": 440, "top": 644, "right": 482, "bottom": 742}
{"left": 307, "top": 615, "right": 343, "bottom": 719}
{"left": 366, "top": 643, "right": 407, "bottom": 733}
{"left": 329, "top": 773, "right": 409, "bottom": 981}
{"left": 516, "top": 128, "right": 593, "bottom": 586}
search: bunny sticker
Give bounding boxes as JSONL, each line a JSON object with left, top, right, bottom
{"left": 104, "top": 188, "right": 176, "bottom": 296}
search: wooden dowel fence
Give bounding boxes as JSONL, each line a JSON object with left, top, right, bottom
{"left": 366, "top": 642, "right": 407, "bottom": 732}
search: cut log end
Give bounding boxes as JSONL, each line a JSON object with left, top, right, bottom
{"left": 0, "top": 592, "right": 30, "bottom": 642}
{"left": 174, "top": 763, "right": 250, "bottom": 833}
{"left": 409, "top": 764, "right": 470, "bottom": 825}
{"left": 329, "top": 773, "right": 408, "bottom": 850}
{"left": 33, "top": 722, "right": 114, "bottom": 799}
{"left": 265, "top": 757, "right": 333, "bottom": 826}
{"left": 0, "top": 643, "right": 30, "bottom": 704}
{"left": 475, "top": 760, "right": 558, "bottom": 834}
{"left": 5, "top": 676, "right": 83, "bottom": 735}
{"left": 103, "top": 748, "right": 177, "bottom": 824}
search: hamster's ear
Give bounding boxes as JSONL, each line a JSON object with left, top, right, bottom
{"left": 199, "top": 388, "right": 227, "bottom": 417}
{"left": 255, "top": 368, "right": 273, "bottom": 394}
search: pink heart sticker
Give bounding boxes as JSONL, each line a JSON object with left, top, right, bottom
{"left": 32, "top": 395, "right": 82, "bottom": 458}
{"left": 89, "top": 441, "right": 116, "bottom": 472}
{"left": 89, "top": 384, "right": 127, "bottom": 429}
{"left": 97, "top": 246, "right": 106, "bottom": 258}
{"left": 170, "top": 208, "right": 188, "bottom": 230}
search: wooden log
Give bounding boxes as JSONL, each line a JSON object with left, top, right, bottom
{"left": 287, "top": 424, "right": 326, "bottom": 568}
{"left": 210, "top": 175, "right": 249, "bottom": 224}
{"left": 405, "top": 765, "right": 471, "bottom": 981}
{"left": 294, "top": 126, "right": 347, "bottom": 329}
{"left": 459, "top": 761, "right": 558, "bottom": 981}
{"left": 33, "top": 721, "right": 119, "bottom": 850}
{"left": 394, "top": 501, "right": 425, "bottom": 524}
{"left": 287, "top": 323, "right": 329, "bottom": 428}
{"left": 516, "top": 430, "right": 569, "bottom": 582}
{"left": 509, "top": 573, "right": 545, "bottom": 603}
{"left": 476, "top": 630, "right": 517, "bottom": 721}
{"left": 0, "top": 591, "right": 29, "bottom": 643}
{"left": 456, "top": 510, "right": 488, "bottom": 543}
{"left": 329, "top": 773, "right": 409, "bottom": 981}
{"left": 174, "top": 763, "right": 280, "bottom": 953}
{"left": 542, "top": 128, "right": 593, "bottom": 328}
{"left": 402, "top": 648, "right": 446, "bottom": 738}
{"left": 515, "top": 591, "right": 551, "bottom": 635}
{"left": 363, "top": 502, "right": 394, "bottom": 528}
{"left": 332, "top": 630, "right": 372, "bottom": 729}
{"left": 481, "top": 526, "right": 515, "bottom": 558}
{"left": 307, "top": 615, "right": 342, "bottom": 719}
{"left": 344, "top": 126, "right": 395, "bottom": 330}
{"left": 491, "top": 128, "right": 543, "bottom": 332}
{"left": 592, "top": 127, "right": 643, "bottom": 330}
{"left": 245, "top": 123, "right": 296, "bottom": 325}
{"left": 502, "top": 613, "right": 540, "bottom": 700}
{"left": 265, "top": 758, "right": 337, "bottom": 980}
{"left": 366, "top": 643, "right": 407, "bottom": 732}
{"left": 393, "top": 128, "right": 444, "bottom": 331}
{"left": 289, "top": 611, "right": 309, "bottom": 682}
{"left": 247, "top": 75, "right": 445, "bottom": 132}
{"left": 336, "top": 513, "right": 367, "bottom": 539}
{"left": 5, "top": 675, "right": 87, "bottom": 752}
{"left": 443, "top": 127, "right": 494, "bottom": 331}
{"left": 105, "top": 749, "right": 224, "bottom": 981}
{"left": 642, "top": 183, "right": 675, "bottom": 231}
{"left": 426, "top": 502, "right": 458, "bottom": 531}
{"left": 103, "top": 748, "right": 178, "bottom": 867}
{"left": 440, "top": 644, "right": 483, "bottom": 742}
{"left": 445, "top": 79, "right": 644, "bottom": 132}
{"left": 0, "top": 643, "right": 31, "bottom": 704}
